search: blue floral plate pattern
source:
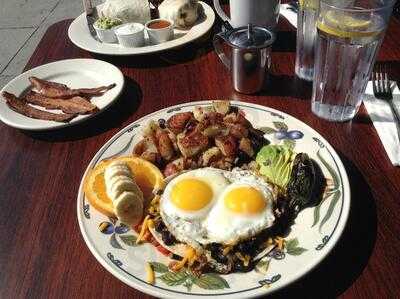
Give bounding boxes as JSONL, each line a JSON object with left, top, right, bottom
{"left": 77, "top": 101, "right": 350, "bottom": 299}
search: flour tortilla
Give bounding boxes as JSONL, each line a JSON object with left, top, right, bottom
{"left": 149, "top": 226, "right": 188, "bottom": 257}
{"left": 101, "top": 0, "right": 151, "bottom": 24}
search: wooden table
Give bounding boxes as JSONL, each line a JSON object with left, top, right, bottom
{"left": 1, "top": 11, "right": 400, "bottom": 299}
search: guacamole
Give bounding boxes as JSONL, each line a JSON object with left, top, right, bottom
{"left": 94, "top": 17, "right": 122, "bottom": 29}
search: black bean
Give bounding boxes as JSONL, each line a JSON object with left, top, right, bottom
{"left": 233, "top": 261, "right": 253, "bottom": 272}
{"left": 235, "top": 150, "right": 251, "bottom": 166}
{"left": 158, "top": 118, "right": 166, "bottom": 129}
{"left": 210, "top": 250, "right": 228, "bottom": 263}
{"left": 230, "top": 106, "right": 239, "bottom": 114}
{"left": 155, "top": 220, "right": 165, "bottom": 232}
{"left": 171, "top": 254, "right": 183, "bottom": 261}
{"left": 208, "top": 243, "right": 229, "bottom": 263}
{"left": 208, "top": 242, "right": 221, "bottom": 252}
{"left": 161, "top": 230, "right": 176, "bottom": 245}
{"left": 236, "top": 241, "right": 255, "bottom": 255}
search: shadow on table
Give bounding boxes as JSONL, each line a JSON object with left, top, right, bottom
{"left": 91, "top": 35, "right": 214, "bottom": 69}
{"left": 256, "top": 73, "right": 312, "bottom": 100}
{"left": 270, "top": 153, "right": 377, "bottom": 298}
{"left": 23, "top": 76, "right": 142, "bottom": 142}
{"left": 272, "top": 31, "right": 297, "bottom": 53}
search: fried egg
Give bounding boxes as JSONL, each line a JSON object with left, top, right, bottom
{"left": 160, "top": 168, "right": 276, "bottom": 247}
{"left": 160, "top": 168, "right": 230, "bottom": 247}
{"left": 204, "top": 170, "right": 276, "bottom": 244}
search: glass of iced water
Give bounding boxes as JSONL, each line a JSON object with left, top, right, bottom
{"left": 311, "top": 0, "right": 395, "bottom": 122}
{"left": 295, "top": 0, "right": 319, "bottom": 81}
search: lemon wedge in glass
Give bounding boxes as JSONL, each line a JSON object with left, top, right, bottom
{"left": 317, "top": 10, "right": 380, "bottom": 38}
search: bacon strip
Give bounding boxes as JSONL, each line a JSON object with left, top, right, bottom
{"left": 2, "top": 91, "right": 76, "bottom": 123}
{"left": 29, "top": 76, "right": 116, "bottom": 99}
{"left": 25, "top": 91, "right": 99, "bottom": 115}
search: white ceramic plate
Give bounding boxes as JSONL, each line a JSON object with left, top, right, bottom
{"left": 68, "top": 2, "right": 215, "bottom": 56}
{"left": 0, "top": 59, "right": 124, "bottom": 131}
{"left": 77, "top": 101, "right": 350, "bottom": 298}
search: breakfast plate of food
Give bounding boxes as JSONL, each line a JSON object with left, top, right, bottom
{"left": 68, "top": 0, "right": 215, "bottom": 56}
{"left": 0, "top": 59, "right": 124, "bottom": 131}
{"left": 77, "top": 100, "right": 350, "bottom": 298}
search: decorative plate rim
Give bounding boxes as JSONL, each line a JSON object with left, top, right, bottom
{"left": 77, "top": 100, "right": 351, "bottom": 299}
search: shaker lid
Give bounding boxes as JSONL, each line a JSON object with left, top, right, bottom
{"left": 227, "top": 24, "right": 275, "bottom": 48}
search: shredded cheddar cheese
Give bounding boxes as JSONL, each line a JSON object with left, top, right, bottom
{"left": 150, "top": 195, "right": 160, "bottom": 205}
{"left": 274, "top": 237, "right": 285, "bottom": 250}
{"left": 171, "top": 247, "right": 197, "bottom": 271}
{"left": 146, "top": 262, "right": 155, "bottom": 284}
{"left": 147, "top": 219, "right": 155, "bottom": 229}
{"left": 243, "top": 255, "right": 250, "bottom": 267}
{"left": 136, "top": 215, "right": 150, "bottom": 244}
{"left": 222, "top": 246, "right": 233, "bottom": 255}
{"left": 235, "top": 252, "right": 250, "bottom": 266}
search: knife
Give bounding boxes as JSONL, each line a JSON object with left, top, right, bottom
{"left": 82, "top": 0, "right": 101, "bottom": 41}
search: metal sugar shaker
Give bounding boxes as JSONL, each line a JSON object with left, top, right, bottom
{"left": 214, "top": 24, "right": 275, "bottom": 94}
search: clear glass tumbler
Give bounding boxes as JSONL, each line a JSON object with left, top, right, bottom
{"left": 311, "top": 0, "right": 395, "bottom": 122}
{"left": 295, "top": 0, "right": 319, "bottom": 81}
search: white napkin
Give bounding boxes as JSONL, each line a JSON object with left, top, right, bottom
{"left": 279, "top": 4, "right": 298, "bottom": 28}
{"left": 363, "top": 81, "right": 400, "bottom": 166}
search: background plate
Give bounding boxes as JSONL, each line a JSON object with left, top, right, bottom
{"left": 68, "top": 2, "right": 215, "bottom": 56}
{"left": 0, "top": 58, "right": 124, "bottom": 131}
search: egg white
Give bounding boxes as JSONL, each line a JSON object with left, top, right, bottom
{"left": 160, "top": 168, "right": 230, "bottom": 248}
{"left": 160, "top": 168, "right": 276, "bottom": 247}
{"left": 204, "top": 180, "right": 275, "bottom": 244}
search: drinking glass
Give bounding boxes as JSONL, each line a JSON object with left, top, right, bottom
{"left": 295, "top": 0, "right": 319, "bottom": 81}
{"left": 311, "top": 0, "right": 395, "bottom": 122}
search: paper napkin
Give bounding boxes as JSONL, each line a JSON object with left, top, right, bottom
{"left": 279, "top": 4, "right": 298, "bottom": 28}
{"left": 363, "top": 81, "right": 400, "bottom": 166}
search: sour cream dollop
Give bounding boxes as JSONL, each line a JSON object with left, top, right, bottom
{"left": 115, "top": 23, "right": 144, "bottom": 35}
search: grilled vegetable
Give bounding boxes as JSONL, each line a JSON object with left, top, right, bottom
{"left": 286, "top": 153, "right": 315, "bottom": 213}
{"left": 256, "top": 145, "right": 316, "bottom": 218}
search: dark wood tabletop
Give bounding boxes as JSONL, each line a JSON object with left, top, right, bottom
{"left": 1, "top": 6, "right": 400, "bottom": 299}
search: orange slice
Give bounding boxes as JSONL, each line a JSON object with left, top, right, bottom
{"left": 84, "top": 156, "right": 165, "bottom": 218}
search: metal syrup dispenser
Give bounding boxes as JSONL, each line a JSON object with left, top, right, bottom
{"left": 214, "top": 23, "right": 275, "bottom": 94}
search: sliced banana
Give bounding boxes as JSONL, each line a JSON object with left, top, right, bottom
{"left": 108, "top": 176, "right": 143, "bottom": 200}
{"left": 104, "top": 162, "right": 133, "bottom": 182}
{"left": 104, "top": 161, "right": 144, "bottom": 225}
{"left": 114, "top": 191, "right": 143, "bottom": 225}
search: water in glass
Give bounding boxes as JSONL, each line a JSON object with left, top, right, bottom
{"left": 312, "top": 3, "right": 389, "bottom": 122}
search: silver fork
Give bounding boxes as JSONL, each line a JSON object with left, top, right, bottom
{"left": 372, "top": 63, "right": 400, "bottom": 139}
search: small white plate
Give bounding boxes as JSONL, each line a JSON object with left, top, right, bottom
{"left": 77, "top": 101, "right": 351, "bottom": 298}
{"left": 0, "top": 58, "right": 124, "bottom": 131}
{"left": 68, "top": 2, "right": 215, "bottom": 56}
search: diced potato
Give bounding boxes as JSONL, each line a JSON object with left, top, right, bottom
{"left": 143, "top": 120, "right": 159, "bottom": 136}
{"left": 212, "top": 100, "right": 230, "bottom": 115}
{"left": 215, "top": 135, "right": 237, "bottom": 157}
{"left": 201, "top": 147, "right": 221, "bottom": 166}
{"left": 193, "top": 106, "right": 214, "bottom": 122}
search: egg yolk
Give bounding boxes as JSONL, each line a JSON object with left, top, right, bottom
{"left": 170, "top": 178, "right": 213, "bottom": 211}
{"left": 224, "top": 187, "right": 266, "bottom": 214}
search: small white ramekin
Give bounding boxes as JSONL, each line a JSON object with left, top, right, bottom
{"left": 145, "top": 19, "right": 174, "bottom": 45}
{"left": 114, "top": 23, "right": 145, "bottom": 47}
{"left": 93, "top": 23, "right": 118, "bottom": 43}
